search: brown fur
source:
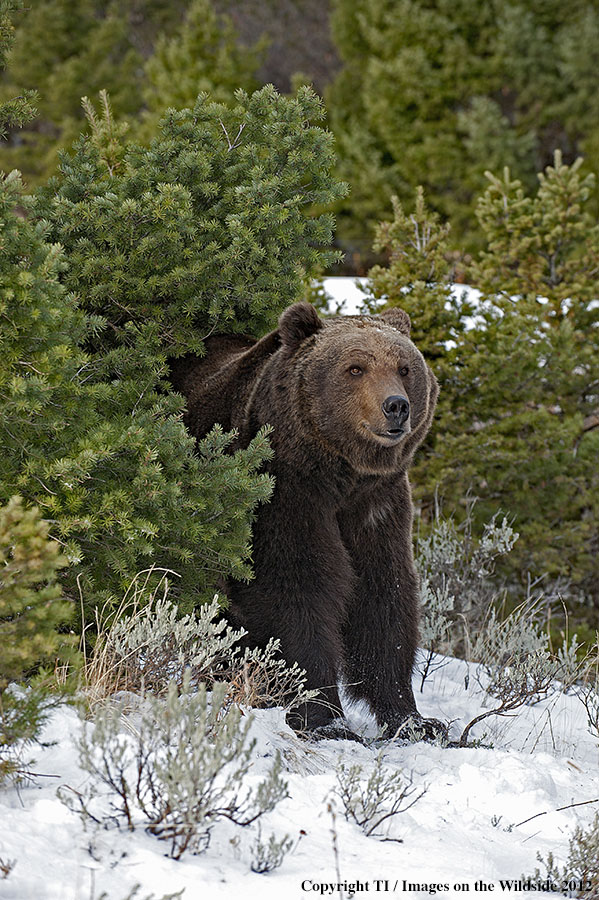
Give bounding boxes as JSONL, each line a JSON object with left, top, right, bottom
{"left": 174, "top": 302, "right": 440, "bottom": 736}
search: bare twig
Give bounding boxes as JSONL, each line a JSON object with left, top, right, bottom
{"left": 219, "top": 121, "right": 245, "bottom": 152}
{"left": 514, "top": 796, "right": 599, "bottom": 829}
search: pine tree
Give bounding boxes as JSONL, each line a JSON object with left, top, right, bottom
{"left": 328, "top": 0, "right": 599, "bottom": 262}
{"left": 138, "top": 0, "right": 265, "bottom": 142}
{"left": 0, "top": 0, "right": 36, "bottom": 139}
{"left": 35, "top": 84, "right": 346, "bottom": 355}
{"left": 0, "top": 496, "right": 78, "bottom": 783}
{"left": 0, "top": 0, "right": 184, "bottom": 185}
{"left": 21, "top": 84, "right": 345, "bottom": 619}
{"left": 0, "top": 164, "right": 274, "bottom": 623}
{"left": 0, "top": 1, "right": 74, "bottom": 780}
{"left": 428, "top": 155, "right": 599, "bottom": 603}
{"left": 366, "top": 158, "right": 599, "bottom": 606}
{"left": 0, "top": 497, "right": 72, "bottom": 689}
{"left": 367, "top": 189, "right": 464, "bottom": 366}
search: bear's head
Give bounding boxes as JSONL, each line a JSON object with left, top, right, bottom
{"left": 277, "top": 302, "right": 438, "bottom": 475}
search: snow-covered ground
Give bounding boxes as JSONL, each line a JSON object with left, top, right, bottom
{"left": 1, "top": 655, "right": 597, "bottom": 900}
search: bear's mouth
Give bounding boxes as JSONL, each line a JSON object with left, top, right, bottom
{"left": 381, "top": 427, "right": 406, "bottom": 440}
{"left": 364, "top": 423, "right": 410, "bottom": 443}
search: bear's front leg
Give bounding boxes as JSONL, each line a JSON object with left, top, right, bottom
{"left": 338, "top": 476, "right": 444, "bottom": 739}
{"left": 227, "top": 474, "right": 354, "bottom": 732}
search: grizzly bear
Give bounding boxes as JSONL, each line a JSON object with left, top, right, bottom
{"left": 170, "top": 302, "right": 442, "bottom": 739}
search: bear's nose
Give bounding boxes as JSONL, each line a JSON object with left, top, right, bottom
{"left": 382, "top": 395, "right": 410, "bottom": 423}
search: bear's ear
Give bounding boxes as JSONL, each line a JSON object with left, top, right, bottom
{"left": 278, "top": 302, "right": 323, "bottom": 349}
{"left": 378, "top": 307, "right": 411, "bottom": 336}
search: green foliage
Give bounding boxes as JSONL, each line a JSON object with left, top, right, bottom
{"left": 81, "top": 90, "right": 130, "bottom": 177}
{"left": 370, "top": 156, "right": 599, "bottom": 605}
{"left": 0, "top": 496, "right": 72, "bottom": 689}
{"left": 0, "top": 497, "right": 74, "bottom": 785}
{"left": 0, "top": 0, "right": 290, "bottom": 188}
{"left": 0, "top": 0, "right": 156, "bottom": 183}
{"left": 364, "top": 189, "right": 470, "bottom": 520}
{"left": 138, "top": 0, "right": 265, "bottom": 141}
{"left": 445, "top": 154, "right": 599, "bottom": 600}
{"left": 21, "top": 83, "right": 346, "bottom": 619}
{"left": 0, "top": 166, "right": 273, "bottom": 621}
{"left": 2, "top": 7, "right": 344, "bottom": 626}
{"left": 61, "top": 677, "right": 289, "bottom": 859}
{"left": 0, "top": 9, "right": 72, "bottom": 788}
{"left": 366, "top": 188, "right": 466, "bottom": 371}
{"left": 301, "top": 273, "right": 337, "bottom": 315}
{"left": 0, "top": 682, "right": 59, "bottom": 783}
{"left": 328, "top": 0, "right": 599, "bottom": 260}
{"left": 0, "top": 0, "right": 36, "bottom": 140}
{"left": 35, "top": 84, "right": 346, "bottom": 357}
{"left": 7, "top": 0, "right": 599, "bottom": 259}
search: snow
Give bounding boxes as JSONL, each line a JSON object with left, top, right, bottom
{"left": 321, "top": 277, "right": 371, "bottom": 315}
{"left": 321, "top": 277, "right": 482, "bottom": 321}
{"left": 1, "top": 655, "right": 598, "bottom": 900}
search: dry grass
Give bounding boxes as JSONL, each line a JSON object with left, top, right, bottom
{"left": 76, "top": 568, "right": 318, "bottom": 719}
{"left": 78, "top": 567, "right": 178, "bottom": 711}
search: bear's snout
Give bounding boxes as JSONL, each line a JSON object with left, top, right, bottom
{"left": 382, "top": 394, "right": 410, "bottom": 427}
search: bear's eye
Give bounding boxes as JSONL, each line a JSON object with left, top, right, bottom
{"left": 349, "top": 365, "right": 363, "bottom": 376}
{"left": 399, "top": 365, "right": 409, "bottom": 377}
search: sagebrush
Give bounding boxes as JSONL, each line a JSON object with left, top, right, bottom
{"left": 83, "top": 582, "right": 317, "bottom": 716}
{"left": 61, "top": 676, "right": 289, "bottom": 860}
{"left": 333, "top": 752, "right": 424, "bottom": 840}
